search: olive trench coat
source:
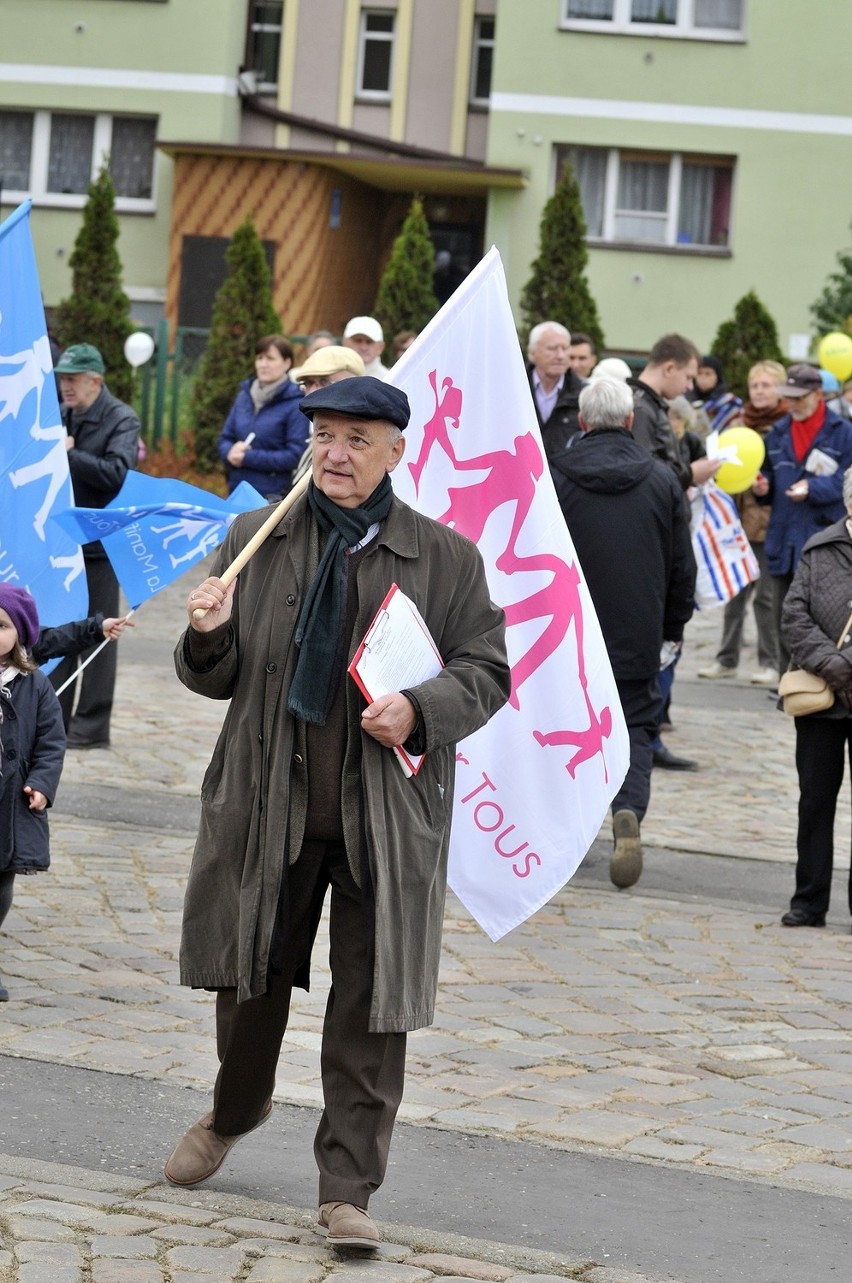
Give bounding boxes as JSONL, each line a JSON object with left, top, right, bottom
{"left": 174, "top": 493, "right": 510, "bottom": 1032}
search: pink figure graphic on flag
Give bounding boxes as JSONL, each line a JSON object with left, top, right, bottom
{"left": 412, "top": 366, "right": 612, "bottom": 780}
{"left": 440, "top": 432, "right": 543, "bottom": 543}
{"left": 499, "top": 554, "right": 584, "bottom": 711}
{"left": 435, "top": 427, "right": 574, "bottom": 710}
{"left": 534, "top": 702, "right": 613, "bottom": 782}
{"left": 408, "top": 371, "right": 463, "bottom": 492}
{"left": 531, "top": 562, "right": 612, "bottom": 780}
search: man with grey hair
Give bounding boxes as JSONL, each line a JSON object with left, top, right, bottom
{"left": 548, "top": 379, "right": 696, "bottom": 889}
{"left": 526, "top": 321, "right": 584, "bottom": 459}
{"left": 164, "top": 376, "right": 510, "bottom": 1248}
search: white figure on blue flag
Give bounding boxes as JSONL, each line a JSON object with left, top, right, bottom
{"left": 0, "top": 200, "right": 87, "bottom": 625}
{"left": 51, "top": 471, "right": 267, "bottom": 608}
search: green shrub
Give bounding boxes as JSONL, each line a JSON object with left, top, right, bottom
{"left": 710, "top": 291, "right": 785, "bottom": 399}
{"left": 189, "top": 217, "right": 280, "bottom": 472}
{"left": 519, "top": 163, "right": 605, "bottom": 353}
{"left": 373, "top": 197, "right": 439, "bottom": 357}
{"left": 55, "top": 165, "right": 134, "bottom": 403}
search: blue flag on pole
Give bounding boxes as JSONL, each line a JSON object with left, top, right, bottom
{"left": 51, "top": 471, "right": 268, "bottom": 607}
{"left": 0, "top": 200, "right": 88, "bottom": 626}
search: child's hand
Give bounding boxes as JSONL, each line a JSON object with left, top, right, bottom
{"left": 102, "top": 616, "right": 135, "bottom": 642}
{"left": 23, "top": 787, "right": 48, "bottom": 812}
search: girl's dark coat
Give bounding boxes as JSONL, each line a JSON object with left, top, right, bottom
{"left": 0, "top": 670, "right": 65, "bottom": 873}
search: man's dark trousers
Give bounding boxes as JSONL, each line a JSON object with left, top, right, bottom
{"left": 211, "top": 839, "right": 407, "bottom": 1210}
{"left": 611, "top": 676, "right": 660, "bottom": 823}
{"left": 51, "top": 554, "right": 119, "bottom": 743}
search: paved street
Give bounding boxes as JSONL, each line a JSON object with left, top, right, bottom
{"left": 1, "top": 576, "right": 852, "bottom": 1282}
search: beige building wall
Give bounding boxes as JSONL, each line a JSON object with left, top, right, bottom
{"left": 406, "top": 0, "right": 462, "bottom": 153}
{"left": 266, "top": 0, "right": 493, "bottom": 159}
{"left": 286, "top": 0, "right": 349, "bottom": 152}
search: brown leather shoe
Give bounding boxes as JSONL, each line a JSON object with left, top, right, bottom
{"left": 318, "top": 1201, "right": 380, "bottom": 1249}
{"left": 164, "top": 1099, "right": 272, "bottom": 1187}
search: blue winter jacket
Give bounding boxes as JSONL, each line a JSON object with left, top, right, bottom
{"left": 762, "top": 406, "right": 852, "bottom": 577}
{"left": 217, "top": 378, "right": 309, "bottom": 499}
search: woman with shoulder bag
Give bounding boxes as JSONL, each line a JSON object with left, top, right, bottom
{"left": 780, "top": 465, "right": 852, "bottom": 929}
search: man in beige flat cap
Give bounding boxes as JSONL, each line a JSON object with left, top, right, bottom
{"left": 289, "top": 346, "right": 366, "bottom": 487}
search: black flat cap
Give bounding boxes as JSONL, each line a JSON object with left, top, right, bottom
{"left": 300, "top": 375, "right": 410, "bottom": 430}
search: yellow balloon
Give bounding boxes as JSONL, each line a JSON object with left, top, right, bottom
{"left": 714, "top": 426, "right": 766, "bottom": 495}
{"left": 818, "top": 332, "right": 852, "bottom": 382}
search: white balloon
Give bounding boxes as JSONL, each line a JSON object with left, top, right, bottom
{"left": 124, "top": 331, "right": 155, "bottom": 368}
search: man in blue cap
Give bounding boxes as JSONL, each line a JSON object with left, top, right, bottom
{"left": 166, "top": 377, "right": 511, "bottom": 1248}
{"left": 50, "top": 343, "right": 140, "bottom": 748}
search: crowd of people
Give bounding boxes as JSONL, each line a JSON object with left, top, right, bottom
{"left": 525, "top": 319, "right": 852, "bottom": 916}
{"left": 4, "top": 304, "right": 852, "bottom": 1248}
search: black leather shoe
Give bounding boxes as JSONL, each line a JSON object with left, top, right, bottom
{"left": 781, "top": 909, "right": 826, "bottom": 927}
{"left": 652, "top": 745, "right": 699, "bottom": 771}
{"left": 66, "top": 736, "right": 110, "bottom": 750}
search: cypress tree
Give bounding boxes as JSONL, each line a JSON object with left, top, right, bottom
{"left": 54, "top": 164, "right": 134, "bottom": 404}
{"left": 189, "top": 216, "right": 281, "bottom": 472}
{"left": 519, "top": 164, "right": 605, "bottom": 353}
{"left": 811, "top": 220, "right": 852, "bottom": 336}
{"left": 710, "top": 290, "right": 785, "bottom": 400}
{"left": 372, "top": 197, "right": 439, "bottom": 355}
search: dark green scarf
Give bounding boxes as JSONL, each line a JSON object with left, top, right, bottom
{"left": 287, "top": 475, "right": 394, "bottom": 724}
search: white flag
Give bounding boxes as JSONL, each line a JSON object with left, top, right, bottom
{"left": 389, "top": 247, "right": 630, "bottom": 940}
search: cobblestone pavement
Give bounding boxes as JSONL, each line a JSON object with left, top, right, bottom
{"left": 0, "top": 1154, "right": 627, "bottom": 1283}
{"left": 2, "top": 581, "right": 852, "bottom": 1281}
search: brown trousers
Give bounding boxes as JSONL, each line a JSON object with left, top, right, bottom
{"left": 210, "top": 839, "right": 407, "bottom": 1209}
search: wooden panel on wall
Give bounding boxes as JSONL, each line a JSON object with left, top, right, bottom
{"left": 165, "top": 153, "right": 405, "bottom": 338}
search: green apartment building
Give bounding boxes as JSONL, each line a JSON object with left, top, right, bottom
{"left": 3, "top": 1, "right": 851, "bottom": 355}
{"left": 0, "top": 0, "right": 245, "bottom": 325}
{"left": 486, "top": 0, "right": 852, "bottom": 356}
{"left": 0, "top": 0, "right": 511, "bottom": 334}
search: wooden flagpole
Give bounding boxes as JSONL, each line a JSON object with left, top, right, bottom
{"left": 191, "top": 472, "right": 310, "bottom": 621}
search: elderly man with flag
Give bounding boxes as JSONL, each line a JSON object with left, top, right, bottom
{"left": 164, "top": 377, "right": 510, "bottom": 1249}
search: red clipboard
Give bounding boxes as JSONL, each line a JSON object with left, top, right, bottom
{"left": 348, "top": 583, "right": 443, "bottom": 776}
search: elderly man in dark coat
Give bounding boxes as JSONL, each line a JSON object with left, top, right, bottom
{"left": 165, "top": 377, "right": 511, "bottom": 1249}
{"left": 549, "top": 378, "right": 696, "bottom": 891}
{"left": 526, "top": 321, "right": 585, "bottom": 459}
{"left": 50, "top": 343, "right": 140, "bottom": 748}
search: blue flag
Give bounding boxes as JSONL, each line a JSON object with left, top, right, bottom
{"left": 0, "top": 200, "right": 88, "bottom": 627}
{"left": 51, "top": 471, "right": 268, "bottom": 607}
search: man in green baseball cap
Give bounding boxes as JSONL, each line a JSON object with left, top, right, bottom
{"left": 54, "top": 342, "right": 106, "bottom": 375}
{"left": 51, "top": 341, "right": 140, "bottom": 748}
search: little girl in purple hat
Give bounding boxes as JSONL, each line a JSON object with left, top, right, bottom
{"left": 0, "top": 585, "right": 66, "bottom": 1002}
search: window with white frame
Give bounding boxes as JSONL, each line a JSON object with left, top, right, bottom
{"left": 562, "top": 0, "right": 744, "bottom": 39}
{"left": 557, "top": 145, "right": 734, "bottom": 249}
{"left": 247, "top": 0, "right": 283, "bottom": 92}
{"left": 470, "top": 15, "right": 495, "bottom": 106}
{"left": 357, "top": 9, "right": 396, "bottom": 100}
{"left": 0, "top": 110, "right": 157, "bottom": 208}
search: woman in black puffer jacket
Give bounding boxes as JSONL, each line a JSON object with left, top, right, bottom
{"left": 781, "top": 466, "right": 852, "bottom": 929}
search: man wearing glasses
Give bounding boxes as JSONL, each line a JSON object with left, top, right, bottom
{"left": 291, "top": 346, "right": 366, "bottom": 485}
{"left": 296, "top": 344, "right": 364, "bottom": 393}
